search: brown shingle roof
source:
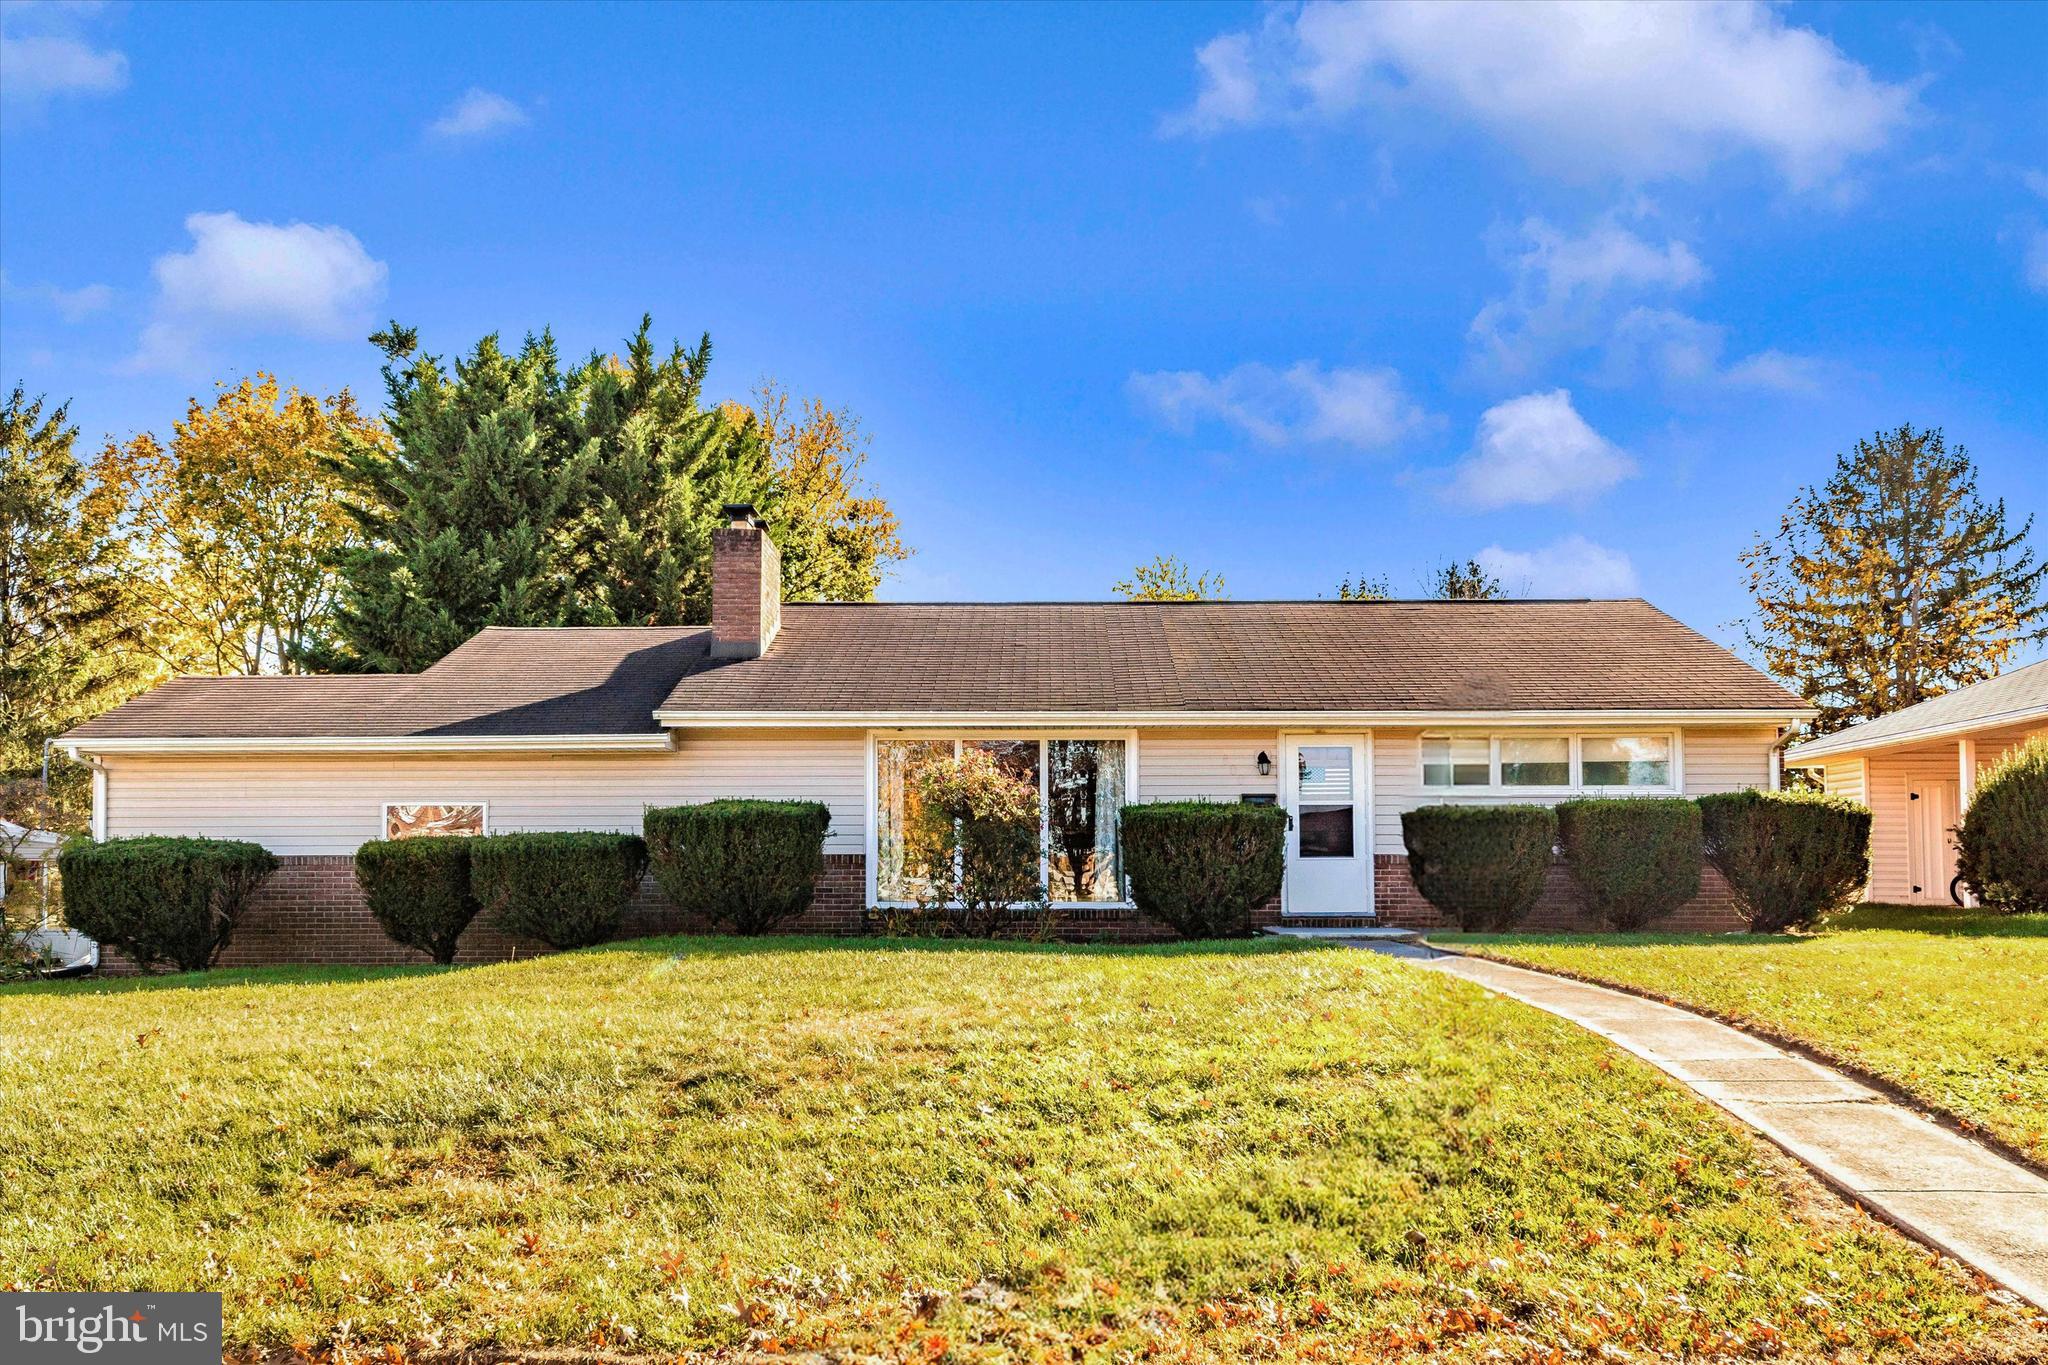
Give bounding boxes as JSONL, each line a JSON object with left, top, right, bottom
{"left": 66, "top": 627, "right": 708, "bottom": 739}
{"left": 658, "top": 600, "right": 1805, "bottom": 715}
{"left": 64, "top": 600, "right": 1805, "bottom": 743}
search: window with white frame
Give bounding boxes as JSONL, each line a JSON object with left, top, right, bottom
{"left": 1420, "top": 733, "right": 1677, "bottom": 793}
{"left": 1580, "top": 734, "right": 1672, "bottom": 788}
{"left": 874, "top": 736, "right": 1130, "bottom": 904}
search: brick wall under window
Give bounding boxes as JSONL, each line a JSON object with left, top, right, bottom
{"left": 1372, "top": 854, "right": 1747, "bottom": 933}
{"left": 95, "top": 849, "right": 1745, "bottom": 973}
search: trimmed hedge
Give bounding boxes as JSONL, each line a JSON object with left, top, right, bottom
{"left": 1400, "top": 805, "right": 1555, "bottom": 932}
{"left": 645, "top": 800, "right": 831, "bottom": 935}
{"left": 1956, "top": 735, "right": 2048, "bottom": 914}
{"left": 1698, "top": 789, "right": 1870, "bottom": 932}
{"left": 354, "top": 838, "right": 479, "bottom": 963}
{"left": 470, "top": 832, "right": 649, "bottom": 950}
{"left": 58, "top": 835, "right": 278, "bottom": 972}
{"left": 1122, "top": 802, "right": 1286, "bottom": 938}
{"left": 1556, "top": 798, "right": 1702, "bottom": 931}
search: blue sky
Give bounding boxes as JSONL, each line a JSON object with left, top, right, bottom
{"left": 4, "top": 0, "right": 2045, "bottom": 656}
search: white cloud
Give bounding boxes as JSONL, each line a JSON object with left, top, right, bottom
{"left": 1722, "top": 348, "right": 1827, "bottom": 393}
{"left": 1128, "top": 360, "right": 1436, "bottom": 452}
{"left": 1165, "top": 1, "right": 1916, "bottom": 188}
{"left": 427, "top": 88, "right": 529, "bottom": 140}
{"left": 0, "top": 266, "right": 113, "bottom": 320}
{"left": 128, "top": 211, "right": 387, "bottom": 373}
{"left": 1477, "top": 535, "right": 1639, "bottom": 598}
{"left": 1470, "top": 216, "right": 1708, "bottom": 378}
{"left": 1602, "top": 309, "right": 1826, "bottom": 392}
{"left": 2025, "top": 232, "right": 2048, "bottom": 295}
{"left": 1448, "top": 390, "right": 1635, "bottom": 510}
{"left": 0, "top": 0, "right": 128, "bottom": 108}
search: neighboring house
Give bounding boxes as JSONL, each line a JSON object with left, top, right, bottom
{"left": 1786, "top": 661, "right": 2048, "bottom": 906}
{"left": 60, "top": 506, "right": 1812, "bottom": 964}
{"left": 1, "top": 819, "right": 64, "bottom": 902}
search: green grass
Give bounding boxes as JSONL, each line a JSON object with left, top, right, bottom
{"left": 3, "top": 937, "right": 2040, "bottom": 1362}
{"left": 1443, "top": 905, "right": 2048, "bottom": 1164}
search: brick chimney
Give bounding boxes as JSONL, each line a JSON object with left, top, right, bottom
{"left": 710, "top": 503, "right": 781, "bottom": 659}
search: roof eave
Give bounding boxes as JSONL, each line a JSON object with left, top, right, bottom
{"left": 60, "top": 733, "right": 676, "bottom": 758}
{"left": 1784, "top": 703, "right": 2048, "bottom": 764}
{"left": 655, "top": 706, "right": 1815, "bottom": 729}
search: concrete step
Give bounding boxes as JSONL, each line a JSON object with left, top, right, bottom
{"left": 1263, "top": 924, "right": 1420, "bottom": 942}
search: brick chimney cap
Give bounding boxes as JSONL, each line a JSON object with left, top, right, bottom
{"left": 721, "top": 502, "right": 766, "bottom": 530}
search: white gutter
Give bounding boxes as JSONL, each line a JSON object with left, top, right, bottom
{"left": 654, "top": 707, "right": 1814, "bottom": 729}
{"left": 60, "top": 733, "right": 676, "bottom": 758}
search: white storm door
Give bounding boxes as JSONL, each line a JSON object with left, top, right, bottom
{"left": 1282, "top": 735, "right": 1370, "bottom": 916}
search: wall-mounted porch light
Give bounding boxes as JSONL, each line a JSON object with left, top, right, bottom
{"left": 1256, "top": 751, "right": 1272, "bottom": 777}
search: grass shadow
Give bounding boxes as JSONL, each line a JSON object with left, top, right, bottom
{"left": 3, "top": 931, "right": 1331, "bottom": 996}
{"left": 1435, "top": 903, "right": 2048, "bottom": 950}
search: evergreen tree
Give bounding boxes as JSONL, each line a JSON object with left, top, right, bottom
{"left": 326, "top": 327, "right": 590, "bottom": 671}
{"left": 327, "top": 317, "right": 907, "bottom": 670}
{"left": 561, "top": 320, "right": 770, "bottom": 626}
{"left": 1743, "top": 424, "right": 2046, "bottom": 734}
{"left": 0, "top": 388, "right": 154, "bottom": 808}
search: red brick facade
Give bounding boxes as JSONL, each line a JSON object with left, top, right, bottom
{"left": 1371, "top": 854, "right": 1747, "bottom": 933}
{"left": 100, "top": 849, "right": 1744, "bottom": 973}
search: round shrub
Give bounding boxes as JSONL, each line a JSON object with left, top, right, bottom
{"left": 1956, "top": 735, "right": 2048, "bottom": 914}
{"left": 470, "top": 832, "right": 650, "bottom": 950}
{"left": 1698, "top": 789, "right": 1870, "bottom": 932}
{"left": 1556, "top": 797, "right": 1702, "bottom": 931}
{"left": 354, "top": 837, "right": 479, "bottom": 964}
{"left": 1121, "top": 802, "right": 1286, "bottom": 938}
{"left": 645, "top": 800, "right": 831, "bottom": 935}
{"left": 1400, "top": 805, "right": 1555, "bottom": 932}
{"left": 58, "top": 835, "right": 278, "bottom": 972}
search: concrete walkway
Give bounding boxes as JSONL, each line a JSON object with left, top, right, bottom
{"left": 1418, "top": 951, "right": 2048, "bottom": 1310}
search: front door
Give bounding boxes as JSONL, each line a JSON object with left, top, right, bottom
{"left": 1282, "top": 735, "right": 1370, "bottom": 916}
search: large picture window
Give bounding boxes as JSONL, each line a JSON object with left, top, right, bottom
{"left": 1420, "top": 733, "right": 1678, "bottom": 794}
{"left": 874, "top": 736, "right": 1130, "bottom": 904}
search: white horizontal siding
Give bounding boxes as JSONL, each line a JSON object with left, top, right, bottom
{"left": 1683, "top": 726, "right": 1777, "bottom": 793}
{"left": 1135, "top": 729, "right": 1279, "bottom": 803}
{"left": 1374, "top": 725, "right": 1778, "bottom": 856}
{"left": 99, "top": 729, "right": 867, "bottom": 856}
{"left": 1864, "top": 750, "right": 1967, "bottom": 904}
{"left": 1823, "top": 758, "right": 1867, "bottom": 806}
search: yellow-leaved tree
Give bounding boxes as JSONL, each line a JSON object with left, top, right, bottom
{"left": 95, "top": 375, "right": 390, "bottom": 674}
{"left": 737, "top": 382, "right": 908, "bottom": 601}
{"left": 1113, "top": 555, "right": 1226, "bottom": 601}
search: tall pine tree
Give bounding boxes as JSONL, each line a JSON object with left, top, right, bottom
{"left": 559, "top": 320, "right": 770, "bottom": 627}
{"left": 0, "top": 388, "right": 154, "bottom": 810}
{"left": 326, "top": 317, "right": 906, "bottom": 671}
{"left": 1743, "top": 424, "right": 2046, "bottom": 734}
{"left": 326, "top": 327, "right": 592, "bottom": 671}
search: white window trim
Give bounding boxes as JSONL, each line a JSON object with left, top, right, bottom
{"left": 864, "top": 730, "right": 1140, "bottom": 909}
{"left": 1417, "top": 730, "right": 1684, "bottom": 797}
{"left": 379, "top": 800, "right": 490, "bottom": 840}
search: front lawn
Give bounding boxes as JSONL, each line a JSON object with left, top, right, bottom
{"left": 3, "top": 937, "right": 2040, "bottom": 1362}
{"left": 1443, "top": 905, "right": 2048, "bottom": 1164}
